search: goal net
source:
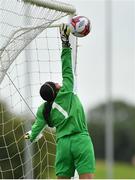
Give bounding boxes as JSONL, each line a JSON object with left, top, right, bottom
{"left": 0, "top": 0, "right": 76, "bottom": 178}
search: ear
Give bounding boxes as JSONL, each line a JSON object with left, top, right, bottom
{"left": 55, "top": 83, "right": 61, "bottom": 90}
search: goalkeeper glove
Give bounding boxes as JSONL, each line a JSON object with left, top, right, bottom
{"left": 24, "top": 130, "right": 31, "bottom": 139}
{"left": 24, "top": 133, "right": 30, "bottom": 139}
{"left": 60, "top": 23, "right": 71, "bottom": 47}
{"left": 24, "top": 130, "right": 43, "bottom": 142}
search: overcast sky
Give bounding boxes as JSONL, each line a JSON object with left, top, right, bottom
{"left": 60, "top": 0, "right": 135, "bottom": 111}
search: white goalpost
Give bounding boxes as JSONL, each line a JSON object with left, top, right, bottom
{"left": 0, "top": 0, "right": 76, "bottom": 178}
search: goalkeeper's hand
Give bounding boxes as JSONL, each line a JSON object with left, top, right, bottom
{"left": 24, "top": 131, "right": 31, "bottom": 139}
{"left": 24, "top": 130, "right": 43, "bottom": 142}
{"left": 24, "top": 133, "right": 30, "bottom": 139}
{"left": 60, "top": 23, "right": 71, "bottom": 47}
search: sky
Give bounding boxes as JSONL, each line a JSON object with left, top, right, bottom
{"left": 60, "top": 0, "right": 135, "bottom": 111}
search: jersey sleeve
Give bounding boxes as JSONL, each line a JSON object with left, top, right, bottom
{"left": 61, "top": 47, "right": 74, "bottom": 92}
{"left": 30, "top": 104, "right": 46, "bottom": 142}
{"left": 50, "top": 48, "right": 74, "bottom": 124}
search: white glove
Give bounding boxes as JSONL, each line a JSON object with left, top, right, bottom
{"left": 24, "top": 130, "right": 43, "bottom": 142}
{"left": 24, "top": 130, "right": 31, "bottom": 139}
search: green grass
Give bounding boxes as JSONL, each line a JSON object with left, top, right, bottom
{"left": 47, "top": 160, "right": 135, "bottom": 179}
{"left": 95, "top": 160, "right": 135, "bottom": 179}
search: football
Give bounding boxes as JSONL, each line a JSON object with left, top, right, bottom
{"left": 69, "top": 15, "right": 91, "bottom": 37}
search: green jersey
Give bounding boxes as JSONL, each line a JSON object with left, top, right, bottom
{"left": 30, "top": 48, "right": 89, "bottom": 142}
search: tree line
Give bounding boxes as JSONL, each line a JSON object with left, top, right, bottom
{"left": 87, "top": 100, "right": 135, "bottom": 163}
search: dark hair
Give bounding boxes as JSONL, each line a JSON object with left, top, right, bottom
{"left": 43, "top": 102, "right": 53, "bottom": 127}
{"left": 40, "top": 81, "right": 57, "bottom": 102}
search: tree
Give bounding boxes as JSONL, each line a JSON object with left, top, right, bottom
{"left": 87, "top": 100, "right": 135, "bottom": 163}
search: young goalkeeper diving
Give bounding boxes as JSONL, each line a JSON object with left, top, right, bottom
{"left": 25, "top": 24, "right": 95, "bottom": 179}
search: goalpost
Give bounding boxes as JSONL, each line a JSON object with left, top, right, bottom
{"left": 0, "top": 0, "right": 77, "bottom": 178}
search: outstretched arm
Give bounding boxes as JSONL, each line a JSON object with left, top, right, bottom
{"left": 25, "top": 104, "right": 46, "bottom": 142}
{"left": 60, "top": 24, "right": 74, "bottom": 92}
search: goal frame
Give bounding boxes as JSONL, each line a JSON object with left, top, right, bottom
{"left": 23, "top": 0, "right": 76, "bottom": 14}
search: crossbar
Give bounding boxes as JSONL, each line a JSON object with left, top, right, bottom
{"left": 23, "top": 0, "right": 76, "bottom": 14}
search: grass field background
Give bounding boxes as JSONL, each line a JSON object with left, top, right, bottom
{"left": 95, "top": 160, "right": 135, "bottom": 179}
{"left": 48, "top": 160, "right": 135, "bottom": 179}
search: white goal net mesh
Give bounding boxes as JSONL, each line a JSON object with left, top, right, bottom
{"left": 0, "top": 0, "right": 76, "bottom": 178}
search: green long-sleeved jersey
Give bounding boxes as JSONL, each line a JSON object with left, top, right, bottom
{"left": 30, "top": 48, "right": 89, "bottom": 142}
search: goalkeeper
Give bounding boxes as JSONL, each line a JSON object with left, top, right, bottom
{"left": 25, "top": 24, "right": 95, "bottom": 179}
